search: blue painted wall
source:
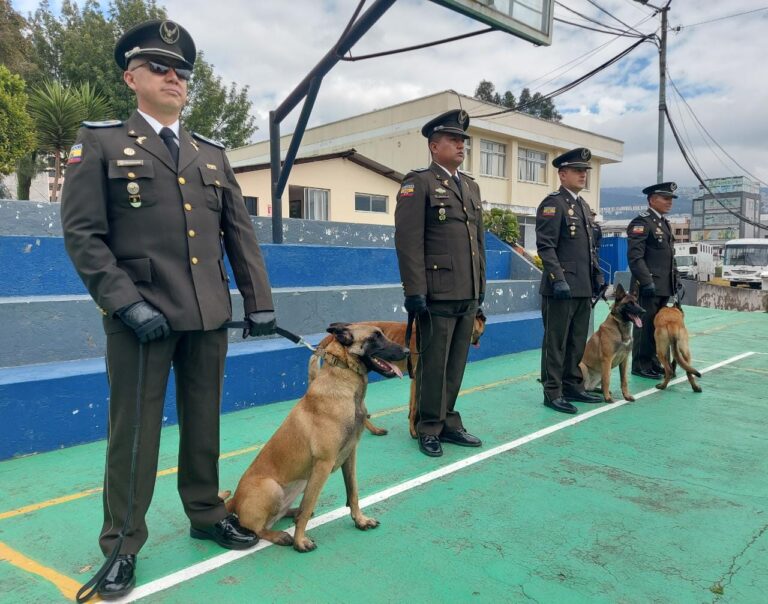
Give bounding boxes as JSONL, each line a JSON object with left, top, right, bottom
{"left": 0, "top": 236, "right": 513, "bottom": 295}
{"left": 0, "top": 313, "right": 542, "bottom": 460}
{"left": 599, "top": 236, "right": 629, "bottom": 282}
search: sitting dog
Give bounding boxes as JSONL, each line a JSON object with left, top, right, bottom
{"left": 309, "top": 308, "right": 487, "bottom": 438}
{"left": 222, "top": 323, "right": 408, "bottom": 552}
{"left": 654, "top": 303, "right": 702, "bottom": 392}
{"left": 579, "top": 284, "right": 645, "bottom": 403}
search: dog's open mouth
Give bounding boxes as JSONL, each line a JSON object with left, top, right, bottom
{"left": 370, "top": 356, "right": 403, "bottom": 378}
{"left": 627, "top": 313, "right": 643, "bottom": 328}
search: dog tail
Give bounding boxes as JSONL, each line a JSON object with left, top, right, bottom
{"left": 673, "top": 339, "right": 701, "bottom": 377}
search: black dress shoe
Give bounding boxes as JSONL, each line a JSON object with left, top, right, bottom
{"left": 563, "top": 390, "right": 603, "bottom": 403}
{"left": 418, "top": 434, "right": 443, "bottom": 457}
{"left": 439, "top": 428, "right": 482, "bottom": 447}
{"left": 190, "top": 513, "right": 258, "bottom": 550}
{"left": 632, "top": 368, "right": 663, "bottom": 379}
{"left": 97, "top": 554, "right": 136, "bottom": 600}
{"left": 543, "top": 397, "right": 577, "bottom": 414}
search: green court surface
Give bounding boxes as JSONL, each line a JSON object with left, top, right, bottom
{"left": 1, "top": 305, "right": 767, "bottom": 603}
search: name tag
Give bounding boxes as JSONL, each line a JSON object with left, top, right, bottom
{"left": 116, "top": 159, "right": 145, "bottom": 167}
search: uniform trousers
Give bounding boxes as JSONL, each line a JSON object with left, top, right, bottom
{"left": 632, "top": 294, "right": 669, "bottom": 372}
{"left": 100, "top": 328, "right": 228, "bottom": 555}
{"left": 540, "top": 296, "right": 590, "bottom": 400}
{"left": 414, "top": 300, "right": 477, "bottom": 436}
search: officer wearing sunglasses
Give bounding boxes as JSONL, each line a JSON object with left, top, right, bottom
{"left": 61, "top": 19, "right": 276, "bottom": 599}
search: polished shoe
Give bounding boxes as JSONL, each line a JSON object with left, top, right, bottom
{"left": 632, "top": 368, "right": 663, "bottom": 379}
{"left": 97, "top": 554, "right": 136, "bottom": 600}
{"left": 543, "top": 397, "right": 578, "bottom": 414}
{"left": 190, "top": 513, "right": 258, "bottom": 550}
{"left": 563, "top": 390, "right": 603, "bottom": 403}
{"left": 439, "top": 428, "right": 482, "bottom": 447}
{"left": 418, "top": 434, "right": 443, "bottom": 457}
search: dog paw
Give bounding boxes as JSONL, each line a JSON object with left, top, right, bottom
{"left": 655, "top": 384, "right": 666, "bottom": 390}
{"left": 369, "top": 427, "right": 388, "bottom": 436}
{"left": 354, "top": 516, "right": 380, "bottom": 530}
{"left": 693, "top": 386, "right": 702, "bottom": 393}
{"left": 273, "top": 531, "right": 294, "bottom": 546}
{"left": 624, "top": 395, "right": 635, "bottom": 402}
{"left": 604, "top": 397, "right": 615, "bottom": 404}
{"left": 293, "top": 536, "right": 316, "bottom": 552}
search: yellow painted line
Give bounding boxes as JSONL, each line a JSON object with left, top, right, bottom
{"left": 0, "top": 540, "right": 84, "bottom": 601}
{"left": 1, "top": 372, "right": 536, "bottom": 520}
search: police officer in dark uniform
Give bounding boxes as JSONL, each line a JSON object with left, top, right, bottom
{"left": 627, "top": 182, "right": 678, "bottom": 379}
{"left": 61, "top": 20, "right": 275, "bottom": 599}
{"left": 536, "top": 148, "right": 604, "bottom": 414}
{"left": 394, "top": 109, "right": 485, "bottom": 457}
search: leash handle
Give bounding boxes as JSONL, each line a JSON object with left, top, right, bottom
{"left": 222, "top": 321, "right": 315, "bottom": 352}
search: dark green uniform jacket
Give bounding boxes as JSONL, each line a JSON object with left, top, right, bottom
{"left": 535, "top": 186, "right": 603, "bottom": 297}
{"left": 394, "top": 162, "right": 485, "bottom": 301}
{"left": 627, "top": 210, "right": 676, "bottom": 297}
{"left": 61, "top": 112, "right": 273, "bottom": 333}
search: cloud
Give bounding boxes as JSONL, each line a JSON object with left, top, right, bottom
{"left": 15, "top": 0, "right": 766, "bottom": 187}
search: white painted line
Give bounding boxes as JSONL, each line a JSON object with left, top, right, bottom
{"left": 121, "top": 351, "right": 756, "bottom": 602}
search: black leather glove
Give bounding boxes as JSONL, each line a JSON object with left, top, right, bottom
{"left": 116, "top": 301, "right": 170, "bottom": 343}
{"left": 404, "top": 295, "right": 428, "bottom": 315}
{"left": 552, "top": 280, "right": 572, "bottom": 300}
{"left": 592, "top": 282, "right": 603, "bottom": 298}
{"left": 478, "top": 292, "right": 485, "bottom": 306}
{"left": 243, "top": 311, "right": 277, "bottom": 338}
{"left": 640, "top": 283, "right": 656, "bottom": 298}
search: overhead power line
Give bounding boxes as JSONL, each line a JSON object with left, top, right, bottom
{"left": 555, "top": 1, "right": 636, "bottom": 34}
{"left": 583, "top": 0, "right": 646, "bottom": 35}
{"left": 554, "top": 16, "right": 646, "bottom": 37}
{"left": 470, "top": 35, "right": 653, "bottom": 119}
{"left": 679, "top": 6, "right": 768, "bottom": 29}
{"left": 664, "top": 107, "right": 767, "bottom": 231}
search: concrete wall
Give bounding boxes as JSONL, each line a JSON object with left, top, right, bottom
{"left": 697, "top": 283, "right": 767, "bottom": 312}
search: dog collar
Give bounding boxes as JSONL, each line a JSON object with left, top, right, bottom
{"left": 314, "top": 347, "right": 366, "bottom": 376}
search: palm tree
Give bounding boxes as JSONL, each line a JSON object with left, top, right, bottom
{"left": 27, "top": 81, "right": 111, "bottom": 202}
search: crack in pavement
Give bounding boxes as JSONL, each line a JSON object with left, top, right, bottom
{"left": 711, "top": 522, "right": 768, "bottom": 602}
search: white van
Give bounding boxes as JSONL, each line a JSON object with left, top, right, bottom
{"left": 723, "top": 238, "right": 768, "bottom": 289}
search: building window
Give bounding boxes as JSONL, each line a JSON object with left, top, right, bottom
{"left": 243, "top": 196, "right": 258, "bottom": 216}
{"left": 304, "top": 188, "right": 329, "bottom": 221}
{"left": 480, "top": 139, "right": 506, "bottom": 177}
{"left": 460, "top": 137, "right": 472, "bottom": 173}
{"left": 517, "top": 147, "right": 547, "bottom": 184}
{"left": 355, "top": 193, "right": 388, "bottom": 213}
{"left": 583, "top": 166, "right": 591, "bottom": 191}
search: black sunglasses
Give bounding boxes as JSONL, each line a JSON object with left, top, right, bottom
{"left": 131, "top": 60, "right": 192, "bottom": 81}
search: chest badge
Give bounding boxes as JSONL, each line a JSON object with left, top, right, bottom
{"left": 435, "top": 187, "right": 447, "bottom": 195}
{"left": 127, "top": 182, "right": 140, "bottom": 195}
{"left": 568, "top": 208, "right": 574, "bottom": 216}
{"left": 123, "top": 147, "right": 136, "bottom": 156}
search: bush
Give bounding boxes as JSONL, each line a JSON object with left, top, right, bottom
{"left": 483, "top": 208, "right": 520, "bottom": 244}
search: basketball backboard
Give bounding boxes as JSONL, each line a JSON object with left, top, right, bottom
{"left": 431, "top": 0, "right": 554, "bottom": 46}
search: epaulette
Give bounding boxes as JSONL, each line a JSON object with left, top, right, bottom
{"left": 639, "top": 211, "right": 650, "bottom": 217}
{"left": 192, "top": 132, "right": 225, "bottom": 149}
{"left": 82, "top": 120, "right": 122, "bottom": 128}
{"left": 411, "top": 167, "right": 429, "bottom": 173}
{"left": 547, "top": 190, "right": 561, "bottom": 196}
{"left": 458, "top": 170, "right": 475, "bottom": 180}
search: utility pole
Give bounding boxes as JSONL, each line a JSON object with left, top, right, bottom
{"left": 635, "top": 0, "right": 671, "bottom": 182}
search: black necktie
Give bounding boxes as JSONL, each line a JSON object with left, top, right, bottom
{"left": 159, "top": 127, "right": 179, "bottom": 168}
{"left": 452, "top": 173, "right": 461, "bottom": 188}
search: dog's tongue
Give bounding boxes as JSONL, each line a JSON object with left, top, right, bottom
{"left": 378, "top": 359, "right": 403, "bottom": 378}
{"left": 630, "top": 314, "right": 643, "bottom": 328}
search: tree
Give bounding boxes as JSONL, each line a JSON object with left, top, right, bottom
{"left": 483, "top": 208, "right": 520, "bottom": 244}
{"left": 183, "top": 52, "right": 257, "bottom": 147}
{"left": 0, "top": 66, "right": 36, "bottom": 177}
{"left": 27, "top": 80, "right": 111, "bottom": 201}
{"left": 0, "top": 0, "right": 36, "bottom": 78}
{"left": 474, "top": 81, "right": 561, "bottom": 121}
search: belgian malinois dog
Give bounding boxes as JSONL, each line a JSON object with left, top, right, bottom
{"left": 579, "top": 283, "right": 646, "bottom": 403}
{"left": 222, "top": 323, "right": 408, "bottom": 552}
{"left": 309, "top": 309, "right": 487, "bottom": 438}
{"left": 654, "top": 303, "right": 702, "bottom": 392}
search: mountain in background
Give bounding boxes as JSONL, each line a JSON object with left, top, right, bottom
{"left": 599, "top": 186, "right": 694, "bottom": 219}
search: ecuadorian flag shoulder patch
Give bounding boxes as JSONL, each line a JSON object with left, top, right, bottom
{"left": 541, "top": 206, "right": 557, "bottom": 217}
{"left": 67, "top": 144, "right": 83, "bottom": 165}
{"left": 632, "top": 225, "right": 645, "bottom": 234}
{"left": 399, "top": 183, "right": 415, "bottom": 198}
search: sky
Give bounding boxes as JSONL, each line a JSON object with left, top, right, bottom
{"left": 10, "top": 0, "right": 768, "bottom": 188}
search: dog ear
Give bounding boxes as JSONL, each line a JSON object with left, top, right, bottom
{"left": 476, "top": 308, "right": 487, "bottom": 323}
{"left": 614, "top": 283, "right": 626, "bottom": 300}
{"left": 327, "top": 323, "right": 353, "bottom": 346}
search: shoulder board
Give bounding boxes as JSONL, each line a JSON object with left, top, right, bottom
{"left": 411, "top": 167, "right": 429, "bottom": 173}
{"left": 192, "top": 132, "right": 225, "bottom": 149}
{"left": 639, "top": 211, "right": 650, "bottom": 218}
{"left": 547, "top": 190, "right": 561, "bottom": 196}
{"left": 82, "top": 120, "right": 122, "bottom": 128}
{"left": 458, "top": 170, "right": 475, "bottom": 180}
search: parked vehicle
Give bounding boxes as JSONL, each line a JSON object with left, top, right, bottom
{"left": 674, "top": 242, "right": 714, "bottom": 282}
{"left": 722, "top": 238, "right": 768, "bottom": 289}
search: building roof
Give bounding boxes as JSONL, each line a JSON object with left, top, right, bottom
{"left": 232, "top": 149, "right": 404, "bottom": 183}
